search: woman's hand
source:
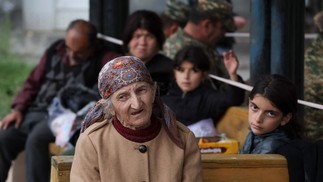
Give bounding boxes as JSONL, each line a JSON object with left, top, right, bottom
{"left": 223, "top": 50, "right": 239, "bottom": 81}
{"left": 0, "top": 111, "right": 23, "bottom": 130}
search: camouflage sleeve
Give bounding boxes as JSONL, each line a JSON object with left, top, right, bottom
{"left": 163, "top": 38, "right": 177, "bottom": 59}
{"left": 304, "top": 38, "right": 323, "bottom": 103}
{"left": 303, "top": 37, "right": 323, "bottom": 139}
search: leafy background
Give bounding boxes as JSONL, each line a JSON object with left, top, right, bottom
{"left": 0, "top": 15, "right": 32, "bottom": 118}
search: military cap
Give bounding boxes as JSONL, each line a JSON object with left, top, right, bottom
{"left": 197, "top": 0, "right": 236, "bottom": 32}
{"left": 164, "top": 0, "right": 190, "bottom": 23}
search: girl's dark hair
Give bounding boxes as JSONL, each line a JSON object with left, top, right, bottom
{"left": 173, "top": 45, "right": 210, "bottom": 72}
{"left": 250, "top": 74, "right": 304, "bottom": 139}
{"left": 122, "top": 10, "right": 165, "bottom": 53}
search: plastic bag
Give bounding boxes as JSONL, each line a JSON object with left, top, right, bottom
{"left": 187, "top": 118, "right": 218, "bottom": 137}
{"left": 48, "top": 97, "right": 76, "bottom": 147}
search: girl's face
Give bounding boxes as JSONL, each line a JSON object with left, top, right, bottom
{"left": 174, "top": 61, "right": 206, "bottom": 93}
{"left": 128, "top": 28, "right": 159, "bottom": 63}
{"left": 248, "top": 94, "right": 291, "bottom": 135}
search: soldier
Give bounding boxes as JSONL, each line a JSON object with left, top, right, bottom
{"left": 304, "top": 11, "right": 323, "bottom": 140}
{"left": 163, "top": 0, "right": 236, "bottom": 80}
{"left": 160, "top": 0, "right": 189, "bottom": 38}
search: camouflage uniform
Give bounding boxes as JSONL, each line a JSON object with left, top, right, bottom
{"left": 163, "top": 28, "right": 227, "bottom": 77}
{"left": 162, "top": 0, "right": 235, "bottom": 78}
{"left": 304, "top": 34, "right": 323, "bottom": 140}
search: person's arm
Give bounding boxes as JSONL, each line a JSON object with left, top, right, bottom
{"left": 205, "top": 50, "right": 245, "bottom": 122}
{"left": 219, "top": 50, "right": 245, "bottom": 105}
{"left": 70, "top": 133, "right": 100, "bottom": 182}
{"left": 0, "top": 50, "right": 48, "bottom": 129}
{"left": 162, "top": 31, "right": 179, "bottom": 59}
{"left": 223, "top": 50, "right": 239, "bottom": 81}
{"left": 11, "top": 51, "right": 48, "bottom": 112}
{"left": 182, "top": 131, "right": 203, "bottom": 182}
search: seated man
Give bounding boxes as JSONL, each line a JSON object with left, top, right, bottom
{"left": 0, "top": 19, "right": 120, "bottom": 182}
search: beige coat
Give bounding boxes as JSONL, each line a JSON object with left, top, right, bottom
{"left": 70, "top": 119, "right": 202, "bottom": 182}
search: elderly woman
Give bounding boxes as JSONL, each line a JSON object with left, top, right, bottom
{"left": 70, "top": 56, "right": 202, "bottom": 182}
{"left": 122, "top": 10, "right": 173, "bottom": 96}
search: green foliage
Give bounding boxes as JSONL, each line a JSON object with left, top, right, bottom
{"left": 0, "top": 14, "right": 33, "bottom": 118}
{"left": 0, "top": 58, "right": 32, "bottom": 118}
{"left": 0, "top": 14, "right": 11, "bottom": 56}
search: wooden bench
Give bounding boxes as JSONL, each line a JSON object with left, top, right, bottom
{"left": 51, "top": 156, "right": 73, "bottom": 182}
{"left": 51, "top": 154, "right": 288, "bottom": 182}
{"left": 50, "top": 107, "right": 289, "bottom": 182}
{"left": 202, "top": 154, "right": 288, "bottom": 182}
{"left": 7, "top": 143, "right": 65, "bottom": 182}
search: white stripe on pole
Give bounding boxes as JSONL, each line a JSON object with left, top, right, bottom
{"left": 97, "top": 33, "right": 123, "bottom": 45}
{"left": 96, "top": 32, "right": 323, "bottom": 110}
{"left": 209, "top": 74, "right": 323, "bottom": 110}
{"left": 209, "top": 74, "right": 253, "bottom": 91}
{"left": 97, "top": 32, "right": 318, "bottom": 45}
{"left": 225, "top": 32, "right": 318, "bottom": 39}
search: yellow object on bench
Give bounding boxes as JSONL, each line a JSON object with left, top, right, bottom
{"left": 198, "top": 137, "right": 240, "bottom": 154}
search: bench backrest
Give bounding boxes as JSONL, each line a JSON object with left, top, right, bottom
{"left": 51, "top": 154, "right": 289, "bottom": 182}
{"left": 216, "top": 106, "right": 249, "bottom": 148}
{"left": 51, "top": 107, "right": 289, "bottom": 182}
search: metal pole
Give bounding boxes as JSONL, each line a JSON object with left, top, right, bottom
{"left": 90, "top": 0, "right": 128, "bottom": 53}
{"left": 270, "top": 0, "right": 304, "bottom": 100}
{"left": 250, "top": 0, "right": 271, "bottom": 85}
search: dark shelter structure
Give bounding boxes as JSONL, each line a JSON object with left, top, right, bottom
{"left": 90, "top": 0, "right": 305, "bottom": 114}
{"left": 250, "top": 0, "right": 304, "bottom": 98}
{"left": 89, "top": 0, "right": 129, "bottom": 53}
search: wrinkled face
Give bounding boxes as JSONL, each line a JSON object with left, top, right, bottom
{"left": 128, "top": 28, "right": 159, "bottom": 63}
{"left": 109, "top": 81, "right": 156, "bottom": 130}
{"left": 174, "top": 61, "right": 206, "bottom": 93}
{"left": 248, "top": 94, "right": 291, "bottom": 135}
{"left": 65, "top": 28, "right": 92, "bottom": 64}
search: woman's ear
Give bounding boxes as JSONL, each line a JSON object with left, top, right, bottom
{"left": 109, "top": 106, "right": 115, "bottom": 116}
{"left": 281, "top": 113, "right": 292, "bottom": 126}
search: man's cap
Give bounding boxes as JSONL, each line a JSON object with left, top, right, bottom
{"left": 164, "top": 0, "right": 190, "bottom": 23}
{"left": 197, "top": 0, "right": 236, "bottom": 32}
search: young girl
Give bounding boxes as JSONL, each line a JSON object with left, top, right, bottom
{"left": 240, "top": 74, "right": 303, "bottom": 154}
{"left": 162, "top": 45, "right": 245, "bottom": 137}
